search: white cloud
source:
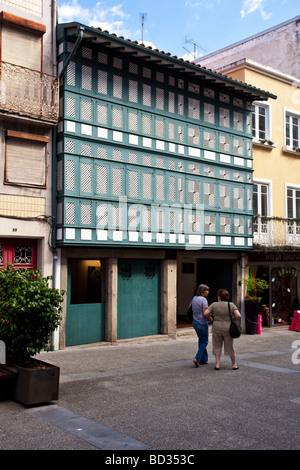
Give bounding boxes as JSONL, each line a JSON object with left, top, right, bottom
{"left": 240, "top": 0, "right": 272, "bottom": 20}
{"left": 58, "top": 1, "right": 132, "bottom": 36}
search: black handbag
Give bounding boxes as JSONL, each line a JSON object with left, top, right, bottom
{"left": 185, "top": 305, "right": 193, "bottom": 322}
{"left": 228, "top": 302, "right": 241, "bottom": 338}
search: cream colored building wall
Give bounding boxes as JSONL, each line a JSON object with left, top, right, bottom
{"left": 223, "top": 66, "right": 300, "bottom": 219}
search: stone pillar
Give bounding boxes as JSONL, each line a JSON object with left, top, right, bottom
{"left": 106, "top": 258, "right": 118, "bottom": 343}
{"left": 161, "top": 259, "right": 177, "bottom": 338}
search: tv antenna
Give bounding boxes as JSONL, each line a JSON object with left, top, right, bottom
{"left": 139, "top": 13, "right": 147, "bottom": 43}
{"left": 183, "top": 35, "right": 208, "bottom": 59}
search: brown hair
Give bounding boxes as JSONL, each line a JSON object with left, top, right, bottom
{"left": 218, "top": 288, "right": 229, "bottom": 301}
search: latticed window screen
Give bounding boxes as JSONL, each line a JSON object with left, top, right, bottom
{"left": 143, "top": 115, "right": 152, "bottom": 134}
{"left": 66, "top": 160, "right": 75, "bottom": 191}
{"left": 188, "top": 127, "right": 200, "bottom": 145}
{"left": 204, "top": 182, "right": 215, "bottom": 206}
{"left": 234, "top": 139, "right": 244, "bottom": 155}
{"left": 66, "top": 202, "right": 75, "bottom": 224}
{"left": 219, "top": 108, "right": 230, "bottom": 127}
{"left": 81, "top": 100, "right": 92, "bottom": 121}
{"left": 97, "top": 204, "right": 108, "bottom": 227}
{"left": 66, "top": 96, "right": 75, "bottom": 117}
{"left": 113, "top": 75, "right": 122, "bottom": 99}
{"left": 188, "top": 99, "right": 200, "bottom": 120}
{"left": 66, "top": 62, "right": 76, "bottom": 86}
{"left": 234, "top": 217, "right": 244, "bottom": 234}
{"left": 156, "top": 174, "right": 165, "bottom": 200}
{"left": 156, "top": 88, "right": 164, "bottom": 110}
{"left": 82, "top": 65, "right": 92, "bottom": 90}
{"left": 143, "top": 84, "right": 151, "bottom": 106}
{"left": 96, "top": 165, "right": 108, "bottom": 194}
{"left": 143, "top": 172, "right": 152, "bottom": 200}
{"left": 98, "top": 70, "right": 108, "bottom": 94}
{"left": 234, "top": 112, "right": 244, "bottom": 131}
{"left": 220, "top": 216, "right": 231, "bottom": 233}
{"left": 81, "top": 203, "right": 91, "bottom": 224}
{"left": 129, "top": 80, "right": 138, "bottom": 103}
{"left": 112, "top": 107, "right": 123, "bottom": 128}
{"left": 204, "top": 131, "right": 215, "bottom": 148}
{"left": 129, "top": 111, "right": 138, "bottom": 131}
{"left": 205, "top": 215, "right": 216, "bottom": 232}
{"left": 81, "top": 162, "right": 92, "bottom": 192}
{"left": 220, "top": 185, "right": 231, "bottom": 208}
{"left": 219, "top": 135, "right": 230, "bottom": 152}
{"left": 204, "top": 103, "right": 215, "bottom": 124}
{"left": 97, "top": 104, "right": 107, "bottom": 124}
{"left": 129, "top": 170, "right": 139, "bottom": 198}
{"left": 178, "top": 95, "right": 184, "bottom": 115}
{"left": 188, "top": 180, "right": 200, "bottom": 204}
{"left": 112, "top": 167, "right": 123, "bottom": 196}
{"left": 234, "top": 187, "right": 244, "bottom": 209}
{"left": 169, "top": 92, "right": 175, "bottom": 113}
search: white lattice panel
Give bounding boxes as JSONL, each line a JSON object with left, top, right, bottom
{"left": 67, "top": 62, "right": 76, "bottom": 86}
{"left": 112, "top": 168, "right": 122, "bottom": 195}
{"left": 129, "top": 170, "right": 139, "bottom": 198}
{"left": 98, "top": 71, "right": 107, "bottom": 94}
{"left": 66, "top": 202, "right": 75, "bottom": 224}
{"left": 220, "top": 216, "right": 231, "bottom": 233}
{"left": 205, "top": 215, "right": 216, "bottom": 232}
{"left": 97, "top": 165, "right": 108, "bottom": 194}
{"left": 143, "top": 84, "right": 151, "bottom": 106}
{"left": 143, "top": 115, "right": 152, "bottom": 134}
{"left": 234, "top": 187, "right": 244, "bottom": 209}
{"left": 113, "top": 75, "right": 122, "bottom": 99}
{"left": 220, "top": 185, "right": 230, "bottom": 208}
{"left": 112, "top": 107, "right": 123, "bottom": 128}
{"left": 81, "top": 163, "right": 92, "bottom": 192}
{"left": 82, "top": 65, "right": 92, "bottom": 90}
{"left": 97, "top": 104, "right": 107, "bottom": 124}
{"left": 81, "top": 100, "right": 92, "bottom": 121}
{"left": 219, "top": 108, "right": 230, "bottom": 127}
{"left": 129, "top": 80, "right": 138, "bottom": 103}
{"left": 234, "top": 217, "right": 244, "bottom": 234}
{"left": 66, "top": 96, "right": 75, "bottom": 117}
{"left": 66, "top": 160, "right": 75, "bottom": 190}
{"left": 204, "top": 182, "right": 215, "bottom": 206}
{"left": 81, "top": 203, "right": 91, "bottom": 224}
{"left": 143, "top": 173, "right": 152, "bottom": 199}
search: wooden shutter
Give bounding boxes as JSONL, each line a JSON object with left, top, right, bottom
{"left": 2, "top": 23, "right": 42, "bottom": 71}
{"left": 5, "top": 131, "right": 48, "bottom": 187}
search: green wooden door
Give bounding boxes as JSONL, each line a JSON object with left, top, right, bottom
{"left": 117, "top": 259, "right": 160, "bottom": 339}
{"left": 66, "top": 261, "right": 105, "bottom": 346}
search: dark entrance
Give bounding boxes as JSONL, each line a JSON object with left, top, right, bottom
{"left": 197, "top": 259, "right": 233, "bottom": 304}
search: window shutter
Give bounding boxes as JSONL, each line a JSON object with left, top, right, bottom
{"left": 5, "top": 132, "right": 48, "bottom": 187}
{"left": 2, "top": 24, "right": 42, "bottom": 71}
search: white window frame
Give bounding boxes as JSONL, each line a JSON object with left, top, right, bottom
{"left": 253, "top": 179, "right": 272, "bottom": 217}
{"left": 284, "top": 108, "right": 300, "bottom": 150}
{"left": 252, "top": 101, "right": 271, "bottom": 142}
{"left": 285, "top": 183, "right": 300, "bottom": 219}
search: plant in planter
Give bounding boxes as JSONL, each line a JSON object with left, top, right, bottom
{"left": 0, "top": 264, "right": 65, "bottom": 405}
{"left": 244, "top": 274, "right": 269, "bottom": 334}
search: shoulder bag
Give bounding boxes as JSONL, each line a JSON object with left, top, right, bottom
{"left": 228, "top": 302, "right": 241, "bottom": 338}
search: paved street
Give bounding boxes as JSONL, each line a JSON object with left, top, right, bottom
{"left": 0, "top": 326, "right": 299, "bottom": 453}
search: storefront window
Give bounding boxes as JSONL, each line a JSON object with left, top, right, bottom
{"left": 271, "top": 266, "right": 299, "bottom": 325}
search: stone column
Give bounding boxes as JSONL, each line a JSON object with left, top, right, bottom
{"left": 106, "top": 258, "right": 118, "bottom": 343}
{"left": 161, "top": 259, "right": 177, "bottom": 338}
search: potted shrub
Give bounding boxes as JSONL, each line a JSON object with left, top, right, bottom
{"left": 0, "top": 264, "right": 64, "bottom": 405}
{"left": 245, "top": 276, "right": 269, "bottom": 334}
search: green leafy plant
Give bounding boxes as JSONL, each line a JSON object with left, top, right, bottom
{"left": 0, "top": 264, "right": 65, "bottom": 365}
{"left": 245, "top": 277, "right": 269, "bottom": 302}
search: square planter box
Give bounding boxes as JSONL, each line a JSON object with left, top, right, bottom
{"left": 10, "top": 359, "right": 60, "bottom": 406}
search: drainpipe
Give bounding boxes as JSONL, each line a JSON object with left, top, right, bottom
{"left": 59, "top": 26, "right": 84, "bottom": 79}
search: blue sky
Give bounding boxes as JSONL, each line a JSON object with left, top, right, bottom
{"left": 57, "top": 0, "right": 299, "bottom": 60}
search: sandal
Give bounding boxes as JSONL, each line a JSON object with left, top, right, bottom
{"left": 193, "top": 358, "right": 200, "bottom": 367}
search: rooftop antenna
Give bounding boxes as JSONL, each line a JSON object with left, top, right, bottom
{"left": 139, "top": 13, "right": 147, "bottom": 43}
{"left": 183, "top": 35, "right": 208, "bottom": 59}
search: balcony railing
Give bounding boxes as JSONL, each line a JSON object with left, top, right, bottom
{"left": 0, "top": 61, "right": 58, "bottom": 123}
{"left": 253, "top": 215, "right": 300, "bottom": 248}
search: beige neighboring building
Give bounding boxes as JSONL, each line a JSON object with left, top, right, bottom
{"left": 197, "top": 16, "right": 300, "bottom": 79}
{"left": 197, "top": 20, "right": 300, "bottom": 327}
{"left": 0, "top": 1, "right": 58, "bottom": 292}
